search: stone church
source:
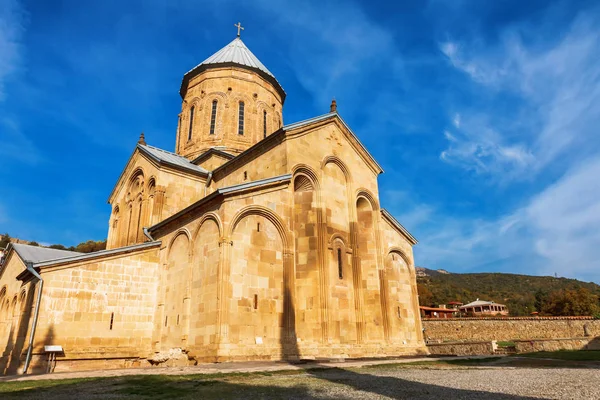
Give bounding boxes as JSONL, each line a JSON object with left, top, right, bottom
{"left": 0, "top": 32, "right": 426, "bottom": 374}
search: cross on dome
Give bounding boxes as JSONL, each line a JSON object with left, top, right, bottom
{"left": 234, "top": 22, "right": 244, "bottom": 37}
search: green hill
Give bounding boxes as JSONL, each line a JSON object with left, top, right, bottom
{"left": 417, "top": 272, "right": 600, "bottom": 316}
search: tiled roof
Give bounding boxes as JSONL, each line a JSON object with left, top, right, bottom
{"left": 181, "top": 37, "right": 285, "bottom": 101}
{"left": 138, "top": 144, "right": 208, "bottom": 175}
{"left": 193, "top": 37, "right": 276, "bottom": 79}
{"left": 11, "top": 243, "right": 82, "bottom": 264}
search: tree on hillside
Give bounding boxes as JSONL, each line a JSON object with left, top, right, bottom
{"left": 0, "top": 233, "right": 10, "bottom": 249}
{"left": 28, "top": 241, "right": 40, "bottom": 247}
{"left": 49, "top": 244, "right": 68, "bottom": 250}
{"left": 543, "top": 288, "right": 600, "bottom": 316}
{"left": 67, "top": 240, "right": 107, "bottom": 253}
{"left": 417, "top": 283, "right": 434, "bottom": 307}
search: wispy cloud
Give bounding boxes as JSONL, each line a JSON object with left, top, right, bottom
{"left": 0, "top": 0, "right": 24, "bottom": 101}
{"left": 439, "top": 10, "right": 600, "bottom": 179}
{"left": 408, "top": 155, "right": 600, "bottom": 282}
{"left": 440, "top": 113, "right": 535, "bottom": 178}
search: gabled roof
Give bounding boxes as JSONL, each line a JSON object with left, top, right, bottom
{"left": 108, "top": 143, "right": 209, "bottom": 203}
{"left": 10, "top": 243, "right": 82, "bottom": 264}
{"left": 149, "top": 174, "right": 292, "bottom": 235}
{"left": 283, "top": 112, "right": 384, "bottom": 174}
{"left": 180, "top": 37, "right": 286, "bottom": 102}
{"left": 138, "top": 144, "right": 208, "bottom": 175}
{"left": 191, "top": 147, "right": 236, "bottom": 166}
{"left": 212, "top": 112, "right": 384, "bottom": 179}
{"left": 14, "top": 242, "right": 161, "bottom": 281}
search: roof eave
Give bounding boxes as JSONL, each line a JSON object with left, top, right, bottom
{"left": 381, "top": 209, "right": 418, "bottom": 245}
{"left": 179, "top": 62, "right": 286, "bottom": 104}
{"left": 137, "top": 145, "right": 209, "bottom": 178}
{"left": 149, "top": 174, "right": 292, "bottom": 235}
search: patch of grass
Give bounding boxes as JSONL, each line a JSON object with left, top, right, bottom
{"left": 497, "top": 341, "right": 516, "bottom": 347}
{"left": 515, "top": 350, "right": 600, "bottom": 361}
{"left": 0, "top": 377, "right": 101, "bottom": 393}
{"left": 360, "top": 357, "right": 502, "bottom": 370}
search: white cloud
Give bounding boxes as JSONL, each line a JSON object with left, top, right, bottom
{"left": 452, "top": 113, "right": 460, "bottom": 128}
{"left": 0, "top": 0, "right": 24, "bottom": 101}
{"left": 409, "top": 156, "right": 600, "bottom": 283}
{"left": 439, "top": 12, "right": 600, "bottom": 179}
{"left": 440, "top": 114, "right": 535, "bottom": 178}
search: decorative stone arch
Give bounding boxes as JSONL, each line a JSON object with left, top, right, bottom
{"left": 166, "top": 229, "right": 193, "bottom": 262}
{"left": 191, "top": 213, "right": 223, "bottom": 248}
{"left": 18, "top": 289, "right": 27, "bottom": 312}
{"left": 186, "top": 96, "right": 202, "bottom": 111}
{"left": 355, "top": 189, "right": 380, "bottom": 211}
{"left": 321, "top": 155, "right": 351, "bottom": 182}
{"left": 228, "top": 205, "right": 292, "bottom": 252}
{"left": 205, "top": 91, "right": 228, "bottom": 107}
{"left": 385, "top": 247, "right": 415, "bottom": 279}
{"left": 10, "top": 295, "right": 17, "bottom": 317}
{"left": 292, "top": 164, "right": 321, "bottom": 191}
{"left": 147, "top": 177, "right": 157, "bottom": 200}
{"left": 328, "top": 233, "right": 349, "bottom": 250}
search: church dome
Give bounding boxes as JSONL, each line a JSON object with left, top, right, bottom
{"left": 179, "top": 37, "right": 286, "bottom": 103}
{"left": 175, "top": 33, "right": 286, "bottom": 159}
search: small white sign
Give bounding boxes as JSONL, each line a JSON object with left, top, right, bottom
{"left": 44, "top": 345, "right": 63, "bottom": 353}
{"left": 255, "top": 336, "right": 263, "bottom": 344}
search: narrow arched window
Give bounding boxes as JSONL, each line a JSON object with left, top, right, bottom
{"left": 263, "top": 110, "right": 267, "bottom": 138}
{"left": 337, "top": 248, "right": 343, "bottom": 279}
{"left": 238, "top": 101, "right": 245, "bottom": 135}
{"left": 209, "top": 100, "right": 217, "bottom": 135}
{"left": 188, "top": 106, "right": 195, "bottom": 141}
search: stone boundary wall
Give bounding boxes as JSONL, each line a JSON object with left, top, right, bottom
{"left": 422, "top": 318, "right": 600, "bottom": 342}
{"left": 427, "top": 341, "right": 495, "bottom": 356}
{"left": 514, "top": 337, "right": 600, "bottom": 353}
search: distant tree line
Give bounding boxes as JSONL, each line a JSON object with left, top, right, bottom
{"left": 417, "top": 272, "right": 600, "bottom": 317}
{"left": 0, "top": 233, "right": 107, "bottom": 254}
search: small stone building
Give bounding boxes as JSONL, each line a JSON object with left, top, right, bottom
{"left": 0, "top": 34, "right": 426, "bottom": 374}
{"left": 460, "top": 300, "right": 509, "bottom": 316}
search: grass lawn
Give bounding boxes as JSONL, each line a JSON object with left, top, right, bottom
{"left": 514, "top": 350, "right": 600, "bottom": 361}
{"left": 0, "top": 371, "right": 321, "bottom": 400}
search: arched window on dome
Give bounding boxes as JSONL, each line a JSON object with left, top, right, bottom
{"left": 209, "top": 100, "right": 217, "bottom": 135}
{"left": 263, "top": 110, "right": 267, "bottom": 139}
{"left": 188, "top": 106, "right": 195, "bottom": 141}
{"left": 238, "top": 101, "right": 245, "bottom": 135}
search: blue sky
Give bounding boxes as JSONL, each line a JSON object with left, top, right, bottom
{"left": 1, "top": 0, "right": 599, "bottom": 283}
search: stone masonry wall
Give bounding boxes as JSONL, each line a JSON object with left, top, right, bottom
{"left": 422, "top": 317, "right": 600, "bottom": 342}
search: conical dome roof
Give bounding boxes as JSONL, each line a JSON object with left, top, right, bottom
{"left": 180, "top": 37, "right": 285, "bottom": 102}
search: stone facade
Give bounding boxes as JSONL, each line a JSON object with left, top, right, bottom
{"left": 0, "top": 35, "right": 426, "bottom": 374}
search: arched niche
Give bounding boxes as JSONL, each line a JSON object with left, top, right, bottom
{"left": 384, "top": 250, "right": 416, "bottom": 343}
{"left": 356, "top": 196, "right": 384, "bottom": 342}
{"left": 189, "top": 217, "right": 221, "bottom": 348}
{"left": 163, "top": 232, "right": 191, "bottom": 348}
{"left": 228, "top": 212, "right": 286, "bottom": 347}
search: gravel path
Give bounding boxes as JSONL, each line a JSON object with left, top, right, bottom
{"left": 2, "top": 365, "right": 599, "bottom": 399}
{"left": 311, "top": 367, "right": 600, "bottom": 399}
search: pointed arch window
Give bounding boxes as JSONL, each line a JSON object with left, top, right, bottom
{"left": 238, "top": 101, "right": 245, "bottom": 135}
{"left": 188, "top": 106, "right": 195, "bottom": 141}
{"left": 209, "top": 100, "right": 217, "bottom": 135}
{"left": 263, "top": 110, "right": 267, "bottom": 138}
